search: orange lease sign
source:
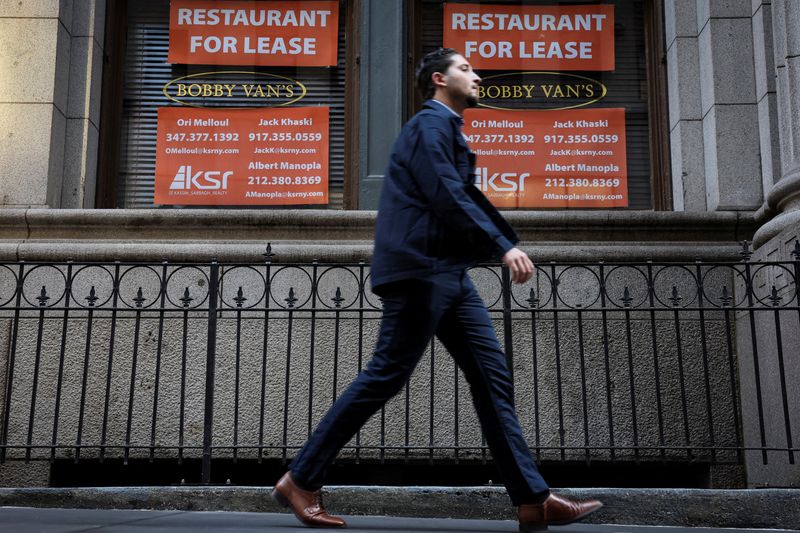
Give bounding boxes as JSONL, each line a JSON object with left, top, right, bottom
{"left": 155, "top": 106, "right": 329, "bottom": 206}
{"left": 168, "top": 0, "right": 339, "bottom": 67}
{"left": 444, "top": 3, "right": 615, "bottom": 71}
{"left": 463, "top": 108, "right": 627, "bottom": 208}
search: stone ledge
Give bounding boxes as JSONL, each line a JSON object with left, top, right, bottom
{"left": 0, "top": 209, "right": 756, "bottom": 242}
{"left": 0, "top": 241, "right": 750, "bottom": 262}
{"left": 0, "top": 486, "right": 797, "bottom": 529}
{"left": 0, "top": 209, "right": 758, "bottom": 262}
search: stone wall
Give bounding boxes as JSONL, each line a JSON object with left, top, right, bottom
{"left": 0, "top": 0, "right": 105, "bottom": 209}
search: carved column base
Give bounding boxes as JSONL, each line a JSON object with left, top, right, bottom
{"left": 753, "top": 166, "right": 800, "bottom": 248}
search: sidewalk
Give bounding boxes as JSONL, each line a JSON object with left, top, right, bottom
{"left": 1, "top": 486, "right": 799, "bottom": 530}
{"left": 0, "top": 507, "right": 798, "bottom": 533}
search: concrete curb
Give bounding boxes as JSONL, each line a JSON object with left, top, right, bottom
{"left": 0, "top": 486, "right": 798, "bottom": 529}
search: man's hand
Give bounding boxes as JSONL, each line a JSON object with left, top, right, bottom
{"left": 502, "top": 248, "right": 534, "bottom": 284}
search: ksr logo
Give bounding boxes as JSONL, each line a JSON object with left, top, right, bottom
{"left": 170, "top": 165, "right": 233, "bottom": 190}
{"left": 474, "top": 167, "right": 529, "bottom": 192}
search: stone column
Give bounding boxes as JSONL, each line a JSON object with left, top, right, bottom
{"left": 752, "top": 1, "right": 782, "bottom": 202}
{"left": 697, "top": 0, "right": 763, "bottom": 211}
{"left": 753, "top": 0, "right": 800, "bottom": 247}
{"left": 665, "top": 0, "right": 706, "bottom": 211}
{"left": 740, "top": 0, "right": 800, "bottom": 488}
{"left": 60, "top": 1, "right": 105, "bottom": 208}
{"left": 0, "top": 0, "right": 71, "bottom": 207}
{"left": 357, "top": 0, "right": 406, "bottom": 209}
{"left": 0, "top": 0, "right": 105, "bottom": 209}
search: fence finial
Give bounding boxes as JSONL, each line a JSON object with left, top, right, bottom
{"left": 86, "top": 286, "right": 98, "bottom": 307}
{"left": 263, "top": 243, "right": 275, "bottom": 263}
{"left": 285, "top": 287, "right": 297, "bottom": 308}
{"left": 622, "top": 286, "right": 633, "bottom": 308}
{"left": 234, "top": 286, "right": 247, "bottom": 308}
{"left": 720, "top": 286, "right": 732, "bottom": 307}
{"left": 180, "top": 287, "right": 193, "bottom": 308}
{"left": 669, "top": 285, "right": 683, "bottom": 307}
{"left": 133, "top": 287, "right": 146, "bottom": 307}
{"left": 739, "top": 240, "right": 753, "bottom": 261}
{"left": 332, "top": 287, "right": 344, "bottom": 308}
{"left": 36, "top": 285, "right": 49, "bottom": 306}
{"left": 525, "top": 288, "right": 538, "bottom": 308}
{"left": 769, "top": 285, "right": 782, "bottom": 307}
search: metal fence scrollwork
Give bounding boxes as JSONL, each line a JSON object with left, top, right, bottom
{"left": 0, "top": 242, "right": 797, "bottom": 483}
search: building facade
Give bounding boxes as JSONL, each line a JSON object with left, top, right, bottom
{"left": 0, "top": 0, "right": 798, "bottom": 489}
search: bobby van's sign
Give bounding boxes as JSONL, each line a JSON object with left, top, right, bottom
{"left": 477, "top": 72, "right": 607, "bottom": 111}
{"left": 162, "top": 71, "right": 307, "bottom": 107}
{"left": 168, "top": 0, "right": 339, "bottom": 66}
{"left": 444, "top": 3, "right": 615, "bottom": 71}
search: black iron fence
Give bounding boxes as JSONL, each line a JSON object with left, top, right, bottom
{"left": 0, "top": 243, "right": 798, "bottom": 483}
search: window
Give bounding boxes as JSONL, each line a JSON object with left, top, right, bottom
{"left": 98, "top": 0, "right": 357, "bottom": 209}
{"left": 410, "top": 0, "right": 670, "bottom": 210}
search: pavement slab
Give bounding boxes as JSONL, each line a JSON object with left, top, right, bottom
{"left": 0, "top": 507, "right": 798, "bottom": 533}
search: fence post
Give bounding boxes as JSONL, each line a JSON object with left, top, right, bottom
{"left": 202, "top": 260, "right": 219, "bottom": 484}
{"left": 501, "top": 265, "right": 514, "bottom": 380}
{"left": 0, "top": 262, "right": 25, "bottom": 463}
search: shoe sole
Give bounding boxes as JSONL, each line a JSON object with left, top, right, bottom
{"left": 519, "top": 502, "right": 603, "bottom": 532}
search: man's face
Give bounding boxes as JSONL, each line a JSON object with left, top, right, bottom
{"left": 442, "top": 54, "right": 482, "bottom": 107}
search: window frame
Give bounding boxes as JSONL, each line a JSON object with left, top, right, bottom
{"left": 96, "top": 0, "right": 361, "bottom": 210}
{"left": 407, "top": 0, "right": 672, "bottom": 211}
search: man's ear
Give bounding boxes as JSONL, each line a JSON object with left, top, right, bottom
{"left": 431, "top": 71, "right": 447, "bottom": 89}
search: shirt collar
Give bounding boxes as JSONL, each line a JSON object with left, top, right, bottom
{"left": 429, "top": 99, "right": 463, "bottom": 125}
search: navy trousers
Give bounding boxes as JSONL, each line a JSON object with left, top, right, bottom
{"left": 290, "top": 270, "right": 549, "bottom": 505}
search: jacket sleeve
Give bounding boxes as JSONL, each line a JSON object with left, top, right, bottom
{"left": 408, "top": 120, "right": 515, "bottom": 256}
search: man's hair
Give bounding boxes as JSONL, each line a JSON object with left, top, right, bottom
{"left": 415, "top": 48, "right": 458, "bottom": 99}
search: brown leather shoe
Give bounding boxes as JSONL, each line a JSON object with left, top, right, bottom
{"left": 518, "top": 493, "right": 602, "bottom": 532}
{"left": 272, "top": 472, "right": 347, "bottom": 528}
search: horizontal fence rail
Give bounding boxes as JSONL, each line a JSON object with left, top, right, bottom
{"left": 0, "top": 242, "right": 797, "bottom": 483}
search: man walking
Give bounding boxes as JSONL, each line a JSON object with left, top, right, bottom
{"left": 272, "top": 48, "right": 603, "bottom": 531}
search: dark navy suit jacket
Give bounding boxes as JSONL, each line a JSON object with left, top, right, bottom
{"left": 370, "top": 100, "right": 519, "bottom": 294}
